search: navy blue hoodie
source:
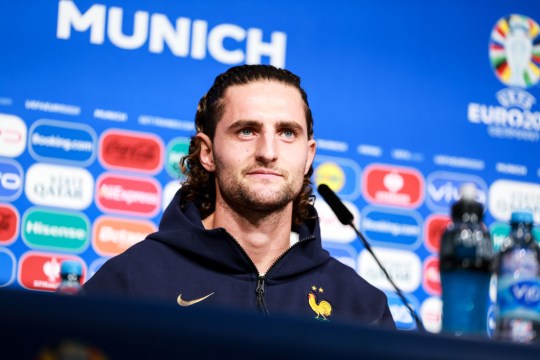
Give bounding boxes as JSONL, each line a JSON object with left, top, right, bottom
{"left": 83, "top": 190, "right": 395, "bottom": 328}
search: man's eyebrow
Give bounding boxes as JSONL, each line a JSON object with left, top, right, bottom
{"left": 275, "top": 121, "right": 304, "bottom": 132}
{"left": 228, "top": 119, "right": 306, "bottom": 133}
{"left": 228, "top": 120, "right": 262, "bottom": 131}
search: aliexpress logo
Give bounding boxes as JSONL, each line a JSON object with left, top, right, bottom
{"left": 0, "top": 203, "right": 19, "bottom": 245}
{"left": 96, "top": 173, "right": 161, "bottom": 217}
{"left": 422, "top": 256, "right": 441, "bottom": 295}
{"left": 99, "top": 129, "right": 164, "bottom": 173}
{"left": 93, "top": 216, "right": 157, "bottom": 256}
{"left": 363, "top": 164, "right": 424, "bottom": 208}
{"left": 18, "top": 252, "right": 85, "bottom": 291}
{"left": 424, "top": 214, "right": 451, "bottom": 252}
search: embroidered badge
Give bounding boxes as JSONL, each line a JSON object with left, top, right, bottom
{"left": 307, "top": 285, "right": 332, "bottom": 321}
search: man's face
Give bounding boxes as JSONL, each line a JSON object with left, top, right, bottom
{"left": 198, "top": 81, "right": 316, "bottom": 214}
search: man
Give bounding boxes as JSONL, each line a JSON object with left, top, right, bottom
{"left": 84, "top": 65, "right": 395, "bottom": 328}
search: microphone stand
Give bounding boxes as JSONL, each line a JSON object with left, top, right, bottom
{"left": 317, "top": 183, "right": 424, "bottom": 332}
{"left": 348, "top": 220, "right": 425, "bottom": 332}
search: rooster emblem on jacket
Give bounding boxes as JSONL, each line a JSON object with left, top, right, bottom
{"left": 307, "top": 287, "right": 333, "bottom": 321}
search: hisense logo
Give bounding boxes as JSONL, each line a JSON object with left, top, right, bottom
{"left": 56, "top": 0, "right": 287, "bottom": 67}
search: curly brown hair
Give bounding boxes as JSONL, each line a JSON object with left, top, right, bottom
{"left": 180, "top": 64, "right": 315, "bottom": 224}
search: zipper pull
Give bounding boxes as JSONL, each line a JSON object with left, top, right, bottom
{"left": 256, "top": 276, "right": 269, "bottom": 316}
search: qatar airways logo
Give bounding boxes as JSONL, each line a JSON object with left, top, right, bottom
{"left": 468, "top": 14, "right": 540, "bottom": 142}
{"left": 56, "top": 0, "right": 287, "bottom": 67}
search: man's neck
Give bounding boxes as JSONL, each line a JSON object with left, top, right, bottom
{"left": 202, "top": 201, "right": 294, "bottom": 275}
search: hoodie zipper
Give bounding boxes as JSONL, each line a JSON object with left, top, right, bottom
{"left": 222, "top": 228, "right": 315, "bottom": 316}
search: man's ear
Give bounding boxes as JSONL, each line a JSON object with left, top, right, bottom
{"left": 305, "top": 139, "right": 316, "bottom": 175}
{"left": 197, "top": 133, "right": 215, "bottom": 172}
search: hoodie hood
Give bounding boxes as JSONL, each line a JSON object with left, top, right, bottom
{"left": 147, "top": 189, "right": 330, "bottom": 279}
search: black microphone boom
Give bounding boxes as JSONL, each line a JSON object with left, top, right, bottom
{"left": 317, "top": 183, "right": 354, "bottom": 225}
{"left": 317, "top": 183, "right": 425, "bottom": 332}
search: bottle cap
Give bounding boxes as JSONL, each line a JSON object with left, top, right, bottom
{"left": 459, "top": 183, "right": 477, "bottom": 202}
{"left": 510, "top": 210, "right": 534, "bottom": 224}
{"left": 61, "top": 260, "right": 82, "bottom": 276}
{"left": 451, "top": 183, "right": 484, "bottom": 221}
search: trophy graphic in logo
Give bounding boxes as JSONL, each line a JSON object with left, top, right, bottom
{"left": 490, "top": 14, "right": 540, "bottom": 89}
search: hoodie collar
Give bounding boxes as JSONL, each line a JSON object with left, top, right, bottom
{"left": 147, "top": 189, "right": 329, "bottom": 279}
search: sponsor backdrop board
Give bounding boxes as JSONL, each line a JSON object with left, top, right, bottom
{"left": 1, "top": 1, "right": 540, "bottom": 332}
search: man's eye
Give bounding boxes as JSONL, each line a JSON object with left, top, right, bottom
{"left": 282, "top": 129, "right": 295, "bottom": 138}
{"left": 240, "top": 128, "right": 253, "bottom": 136}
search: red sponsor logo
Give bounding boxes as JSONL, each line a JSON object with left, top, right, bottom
{"left": 96, "top": 173, "right": 161, "bottom": 216}
{"left": 93, "top": 216, "right": 157, "bottom": 256}
{"left": 423, "top": 256, "right": 441, "bottom": 295}
{"left": 99, "top": 129, "right": 164, "bottom": 173}
{"left": 363, "top": 164, "right": 424, "bottom": 208}
{"left": 18, "top": 252, "right": 86, "bottom": 291}
{"left": 425, "top": 214, "right": 451, "bottom": 252}
{"left": 0, "top": 203, "right": 18, "bottom": 244}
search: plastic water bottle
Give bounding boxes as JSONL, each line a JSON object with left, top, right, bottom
{"left": 56, "top": 260, "right": 83, "bottom": 295}
{"left": 495, "top": 210, "right": 540, "bottom": 343}
{"left": 439, "top": 183, "right": 494, "bottom": 336}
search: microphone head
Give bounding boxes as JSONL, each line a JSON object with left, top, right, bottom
{"left": 317, "top": 184, "right": 354, "bottom": 225}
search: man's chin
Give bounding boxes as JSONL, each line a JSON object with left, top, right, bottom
{"left": 239, "top": 193, "right": 294, "bottom": 212}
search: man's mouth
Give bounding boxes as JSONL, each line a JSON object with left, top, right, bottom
{"left": 245, "top": 168, "right": 284, "bottom": 178}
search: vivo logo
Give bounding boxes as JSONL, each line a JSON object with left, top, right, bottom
{"left": 56, "top": 1, "right": 287, "bottom": 67}
{"left": 425, "top": 172, "right": 487, "bottom": 213}
{"left": 0, "top": 159, "right": 23, "bottom": 201}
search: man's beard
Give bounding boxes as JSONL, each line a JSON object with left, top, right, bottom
{"left": 215, "top": 164, "right": 302, "bottom": 215}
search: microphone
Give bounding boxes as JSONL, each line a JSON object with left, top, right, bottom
{"left": 317, "top": 184, "right": 424, "bottom": 331}
{"left": 317, "top": 183, "right": 354, "bottom": 225}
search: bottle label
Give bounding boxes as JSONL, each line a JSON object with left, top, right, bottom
{"left": 497, "top": 249, "right": 540, "bottom": 321}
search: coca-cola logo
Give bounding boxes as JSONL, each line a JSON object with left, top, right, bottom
{"left": 0, "top": 204, "right": 18, "bottom": 244}
{"left": 99, "top": 129, "right": 164, "bottom": 173}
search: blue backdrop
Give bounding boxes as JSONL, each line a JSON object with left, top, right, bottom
{"left": 1, "top": 0, "right": 540, "bottom": 333}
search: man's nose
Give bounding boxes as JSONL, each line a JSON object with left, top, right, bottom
{"left": 255, "top": 133, "right": 278, "bottom": 163}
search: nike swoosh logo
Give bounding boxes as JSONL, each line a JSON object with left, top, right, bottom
{"left": 177, "top": 292, "right": 214, "bottom": 307}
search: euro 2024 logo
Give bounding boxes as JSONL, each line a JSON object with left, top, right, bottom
{"left": 468, "top": 14, "right": 540, "bottom": 142}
